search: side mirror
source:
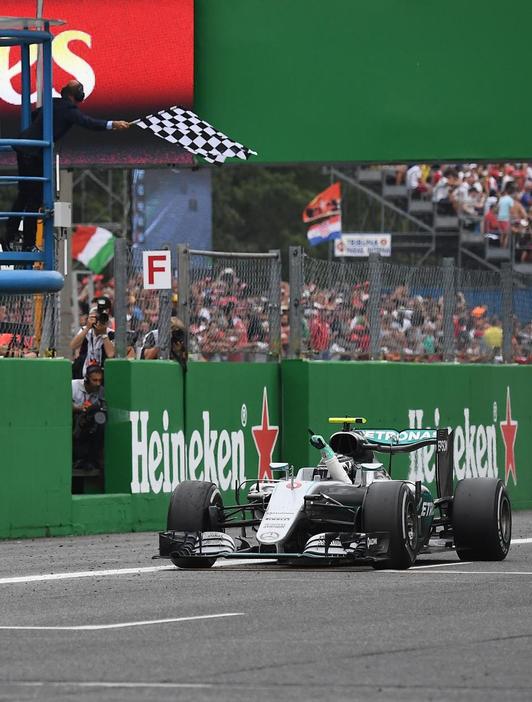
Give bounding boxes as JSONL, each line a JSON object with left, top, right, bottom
{"left": 270, "top": 462, "right": 289, "bottom": 476}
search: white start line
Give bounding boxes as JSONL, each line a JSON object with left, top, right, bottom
{"left": 0, "top": 538, "right": 530, "bottom": 587}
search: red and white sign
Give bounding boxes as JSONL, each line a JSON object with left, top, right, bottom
{"left": 0, "top": 0, "right": 193, "bottom": 115}
{"left": 143, "top": 251, "right": 171, "bottom": 290}
{"left": 0, "top": 0, "right": 194, "bottom": 166}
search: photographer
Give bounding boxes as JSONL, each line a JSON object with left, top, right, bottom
{"left": 72, "top": 364, "right": 106, "bottom": 475}
{"left": 140, "top": 317, "right": 187, "bottom": 370}
{"left": 70, "top": 299, "right": 115, "bottom": 379}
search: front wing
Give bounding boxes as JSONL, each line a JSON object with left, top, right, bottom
{"left": 158, "top": 530, "right": 392, "bottom": 564}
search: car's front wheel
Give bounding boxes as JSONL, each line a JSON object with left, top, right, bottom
{"left": 167, "top": 480, "right": 224, "bottom": 568}
{"left": 363, "top": 481, "right": 418, "bottom": 570}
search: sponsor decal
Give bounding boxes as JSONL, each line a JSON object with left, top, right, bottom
{"left": 130, "top": 387, "right": 279, "bottom": 494}
{"left": 260, "top": 531, "right": 280, "bottom": 541}
{"left": 251, "top": 388, "right": 280, "bottom": 481}
{"left": 285, "top": 480, "right": 302, "bottom": 491}
{"left": 499, "top": 386, "right": 518, "bottom": 486}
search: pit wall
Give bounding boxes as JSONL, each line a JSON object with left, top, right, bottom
{"left": 0, "top": 359, "right": 530, "bottom": 539}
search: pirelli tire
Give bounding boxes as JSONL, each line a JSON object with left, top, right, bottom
{"left": 363, "top": 481, "right": 418, "bottom": 570}
{"left": 452, "top": 478, "right": 511, "bottom": 561}
{"left": 167, "top": 481, "right": 224, "bottom": 569}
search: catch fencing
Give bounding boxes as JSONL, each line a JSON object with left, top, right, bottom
{"left": 288, "top": 247, "right": 532, "bottom": 364}
{"left": 0, "top": 291, "right": 59, "bottom": 357}
{"left": 1, "top": 243, "right": 531, "bottom": 365}
{"left": 111, "top": 242, "right": 281, "bottom": 361}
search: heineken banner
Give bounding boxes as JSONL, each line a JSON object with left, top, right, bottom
{"left": 105, "top": 360, "right": 281, "bottom": 503}
{"left": 282, "top": 361, "right": 532, "bottom": 509}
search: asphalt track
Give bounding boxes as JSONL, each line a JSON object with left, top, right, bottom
{"left": 1, "top": 513, "right": 532, "bottom": 702}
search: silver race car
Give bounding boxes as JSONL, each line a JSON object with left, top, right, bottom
{"left": 158, "top": 417, "right": 512, "bottom": 569}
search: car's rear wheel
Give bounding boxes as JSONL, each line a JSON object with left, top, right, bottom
{"left": 363, "top": 481, "right": 418, "bottom": 570}
{"left": 452, "top": 478, "right": 511, "bottom": 561}
{"left": 167, "top": 481, "right": 224, "bottom": 568}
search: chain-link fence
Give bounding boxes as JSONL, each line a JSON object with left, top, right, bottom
{"left": 2, "top": 244, "right": 531, "bottom": 365}
{"left": 177, "top": 247, "right": 281, "bottom": 362}
{"left": 0, "top": 291, "right": 59, "bottom": 357}
{"left": 288, "top": 248, "right": 532, "bottom": 364}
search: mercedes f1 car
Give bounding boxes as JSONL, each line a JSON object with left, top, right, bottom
{"left": 158, "top": 418, "right": 512, "bottom": 569}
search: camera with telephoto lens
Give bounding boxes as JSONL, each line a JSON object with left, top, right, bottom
{"left": 79, "top": 400, "right": 107, "bottom": 433}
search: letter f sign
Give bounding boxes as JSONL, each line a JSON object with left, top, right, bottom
{"left": 143, "top": 251, "right": 172, "bottom": 289}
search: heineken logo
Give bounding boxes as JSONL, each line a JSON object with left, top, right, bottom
{"left": 407, "top": 387, "right": 518, "bottom": 486}
{"left": 129, "top": 387, "right": 279, "bottom": 494}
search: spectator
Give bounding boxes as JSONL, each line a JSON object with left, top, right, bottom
{"left": 70, "top": 305, "right": 115, "bottom": 378}
{"left": 406, "top": 164, "right": 432, "bottom": 198}
{"left": 432, "top": 168, "right": 460, "bottom": 214}
{"left": 140, "top": 317, "right": 187, "bottom": 369}
{"left": 497, "top": 184, "right": 515, "bottom": 248}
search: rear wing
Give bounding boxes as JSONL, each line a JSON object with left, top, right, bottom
{"left": 359, "top": 428, "right": 454, "bottom": 500}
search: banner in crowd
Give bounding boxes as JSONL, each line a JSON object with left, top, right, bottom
{"left": 307, "top": 214, "right": 342, "bottom": 246}
{"left": 302, "top": 182, "right": 341, "bottom": 223}
{"left": 334, "top": 233, "right": 391, "bottom": 257}
{"left": 0, "top": 0, "right": 194, "bottom": 167}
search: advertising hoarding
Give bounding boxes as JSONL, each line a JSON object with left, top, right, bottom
{"left": 334, "top": 234, "right": 391, "bottom": 257}
{"left": 0, "top": 0, "right": 193, "bottom": 166}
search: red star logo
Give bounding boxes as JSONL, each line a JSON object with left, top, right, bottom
{"left": 499, "top": 386, "right": 518, "bottom": 485}
{"left": 252, "top": 387, "right": 279, "bottom": 481}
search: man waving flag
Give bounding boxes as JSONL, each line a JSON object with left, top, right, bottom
{"left": 132, "top": 106, "right": 257, "bottom": 165}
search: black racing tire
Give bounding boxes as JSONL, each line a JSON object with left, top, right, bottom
{"left": 167, "top": 481, "right": 224, "bottom": 568}
{"left": 452, "top": 478, "right": 511, "bottom": 561}
{"left": 363, "top": 481, "right": 418, "bottom": 570}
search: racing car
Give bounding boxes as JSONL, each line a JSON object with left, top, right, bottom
{"left": 158, "top": 417, "right": 512, "bottom": 569}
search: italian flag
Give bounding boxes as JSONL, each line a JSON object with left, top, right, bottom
{"left": 71, "top": 226, "right": 115, "bottom": 273}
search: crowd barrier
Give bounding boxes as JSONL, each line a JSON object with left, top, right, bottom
{"left": 0, "top": 358, "right": 530, "bottom": 538}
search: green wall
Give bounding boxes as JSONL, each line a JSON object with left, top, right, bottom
{"left": 195, "top": 0, "right": 532, "bottom": 163}
{"left": 282, "top": 361, "right": 532, "bottom": 509}
{"left": 0, "top": 358, "right": 530, "bottom": 539}
{"left": 0, "top": 359, "right": 72, "bottom": 537}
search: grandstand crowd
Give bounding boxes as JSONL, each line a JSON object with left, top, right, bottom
{"left": 1, "top": 162, "right": 531, "bottom": 363}
{"left": 400, "top": 162, "right": 532, "bottom": 260}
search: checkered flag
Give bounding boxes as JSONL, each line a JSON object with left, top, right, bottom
{"left": 132, "top": 106, "right": 257, "bottom": 165}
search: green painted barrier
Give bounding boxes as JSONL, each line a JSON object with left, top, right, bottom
{"left": 281, "top": 360, "right": 532, "bottom": 509}
{"left": 104, "top": 360, "right": 281, "bottom": 512}
{"left": 0, "top": 359, "right": 72, "bottom": 537}
{"left": 185, "top": 362, "right": 281, "bottom": 501}
{"left": 195, "top": 0, "right": 532, "bottom": 163}
{"left": 105, "top": 360, "right": 185, "bottom": 494}
{"left": 1, "top": 358, "right": 530, "bottom": 539}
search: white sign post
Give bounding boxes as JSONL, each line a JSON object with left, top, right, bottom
{"left": 334, "top": 233, "right": 391, "bottom": 257}
{"left": 143, "top": 250, "right": 172, "bottom": 289}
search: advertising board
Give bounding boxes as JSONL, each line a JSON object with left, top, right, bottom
{"left": 334, "top": 234, "right": 391, "bottom": 258}
{"left": 0, "top": 0, "right": 193, "bottom": 166}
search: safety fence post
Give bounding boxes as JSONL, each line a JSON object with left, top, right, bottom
{"left": 442, "top": 258, "right": 455, "bottom": 362}
{"left": 368, "top": 253, "right": 382, "bottom": 360}
{"left": 177, "top": 244, "right": 190, "bottom": 352}
{"left": 113, "top": 237, "right": 127, "bottom": 358}
{"left": 158, "top": 289, "right": 172, "bottom": 360}
{"left": 288, "top": 246, "right": 303, "bottom": 358}
{"left": 268, "top": 249, "right": 282, "bottom": 358}
{"left": 501, "top": 262, "right": 513, "bottom": 363}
